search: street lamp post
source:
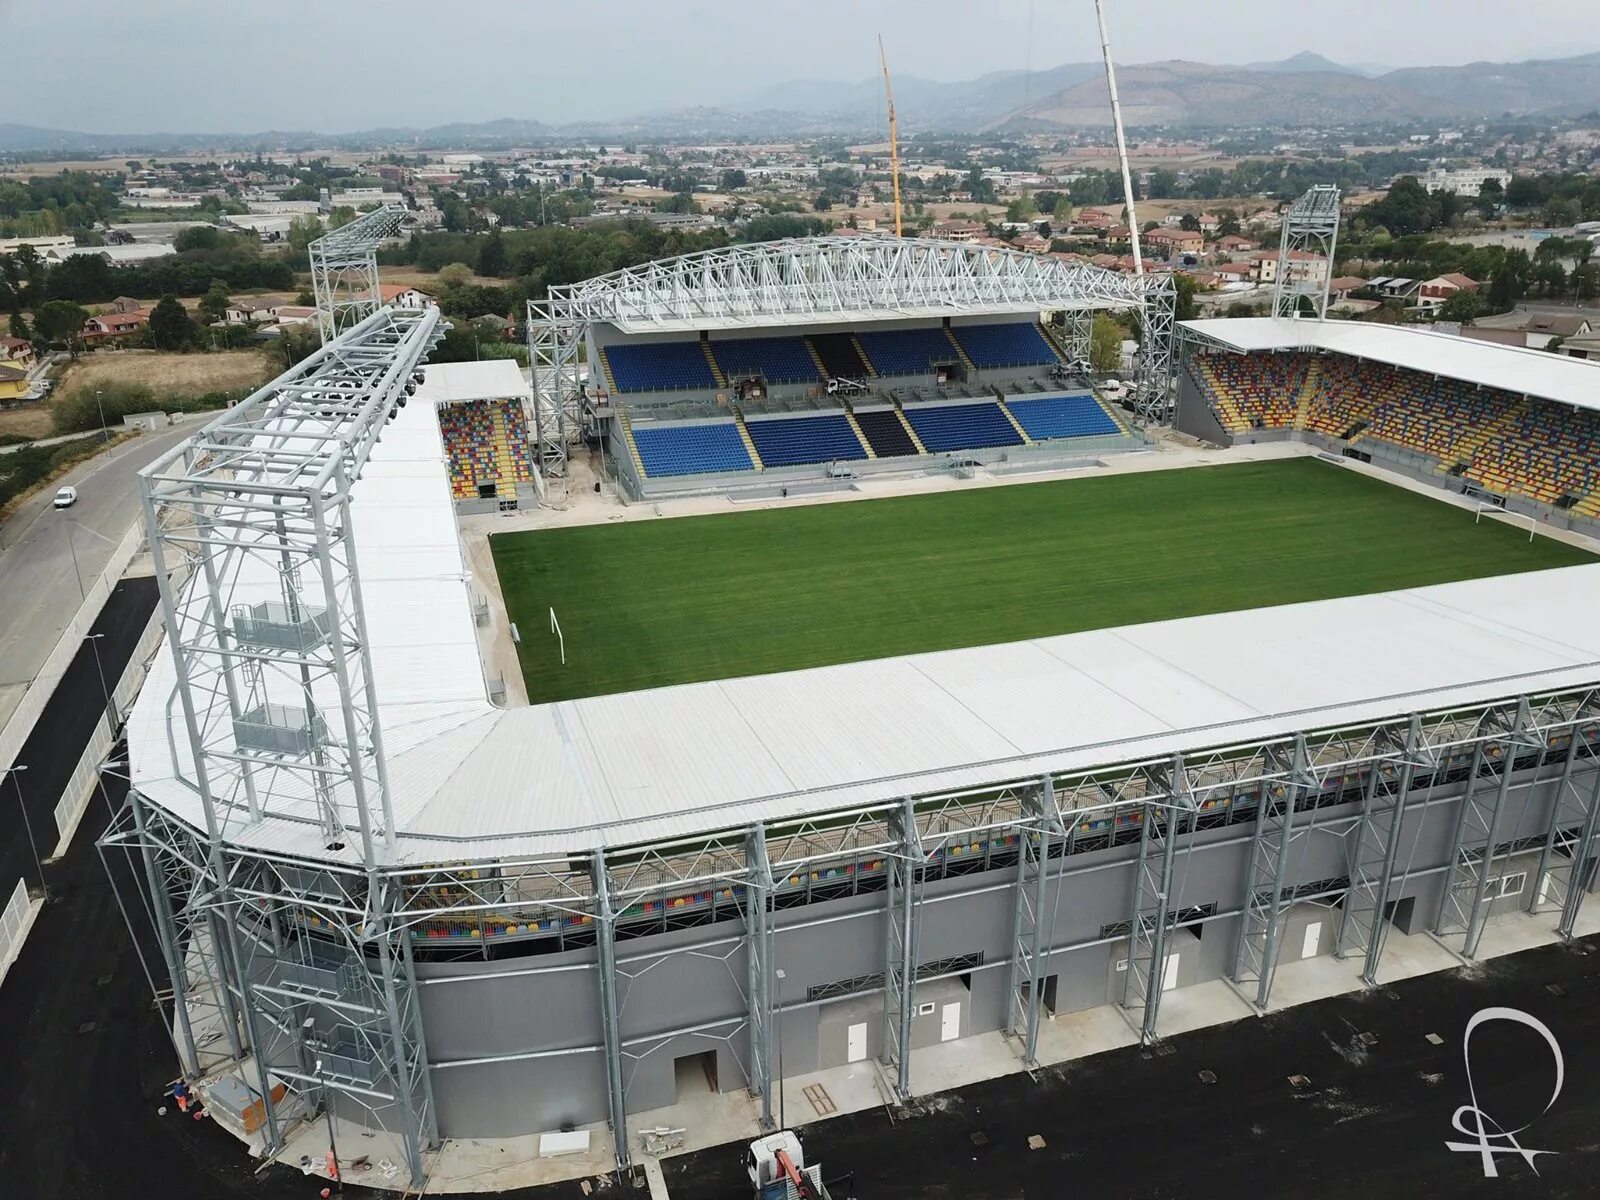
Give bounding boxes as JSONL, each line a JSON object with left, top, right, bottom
{"left": 66, "top": 520, "right": 86, "bottom": 603}
{"left": 86, "top": 632, "right": 114, "bottom": 730}
{"left": 4, "top": 766, "right": 47, "bottom": 901}
{"left": 94, "top": 388, "right": 109, "bottom": 444}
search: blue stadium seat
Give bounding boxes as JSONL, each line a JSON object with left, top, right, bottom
{"left": 952, "top": 323, "right": 1059, "bottom": 369}
{"left": 605, "top": 342, "right": 716, "bottom": 393}
{"left": 712, "top": 337, "right": 819, "bottom": 384}
{"left": 857, "top": 328, "right": 960, "bottom": 377}
{"left": 745, "top": 415, "right": 866, "bottom": 467}
{"left": 632, "top": 422, "right": 753, "bottom": 477}
{"left": 904, "top": 403, "right": 1024, "bottom": 453}
{"left": 1005, "top": 393, "right": 1118, "bottom": 441}
{"left": 854, "top": 408, "right": 919, "bottom": 457}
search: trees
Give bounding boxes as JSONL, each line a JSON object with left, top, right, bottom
{"left": 1005, "top": 193, "right": 1038, "bottom": 224}
{"left": 8, "top": 311, "right": 28, "bottom": 341}
{"left": 32, "top": 300, "right": 89, "bottom": 354}
{"left": 719, "top": 169, "right": 747, "bottom": 192}
{"left": 1476, "top": 177, "right": 1503, "bottom": 220}
{"left": 1486, "top": 248, "right": 1532, "bottom": 311}
{"left": 1438, "top": 290, "right": 1481, "bottom": 323}
{"left": 1178, "top": 212, "right": 1201, "bottom": 232}
{"left": 174, "top": 225, "right": 224, "bottom": 253}
{"left": 436, "top": 262, "right": 475, "bottom": 288}
{"left": 148, "top": 295, "right": 193, "bottom": 350}
{"left": 197, "top": 280, "right": 232, "bottom": 325}
{"left": 476, "top": 231, "right": 508, "bottom": 279}
{"left": 287, "top": 215, "right": 325, "bottom": 254}
{"left": 1171, "top": 272, "right": 1199, "bottom": 322}
{"left": 1088, "top": 312, "right": 1123, "bottom": 373}
{"left": 1215, "top": 210, "right": 1241, "bottom": 238}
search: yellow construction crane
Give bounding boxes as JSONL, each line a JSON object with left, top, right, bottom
{"left": 878, "top": 34, "right": 903, "bottom": 238}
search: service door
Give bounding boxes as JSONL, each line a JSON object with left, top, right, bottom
{"left": 940, "top": 1002, "right": 961, "bottom": 1042}
{"left": 846, "top": 1022, "right": 867, "bottom": 1063}
{"left": 1162, "top": 953, "right": 1181, "bottom": 992}
{"left": 1301, "top": 920, "right": 1323, "bottom": 959}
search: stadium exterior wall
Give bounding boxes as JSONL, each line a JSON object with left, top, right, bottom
{"left": 1174, "top": 369, "right": 1234, "bottom": 445}
{"left": 400, "top": 762, "right": 1588, "bottom": 1139}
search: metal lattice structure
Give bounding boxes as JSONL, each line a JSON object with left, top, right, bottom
{"left": 117, "top": 302, "right": 445, "bottom": 1185}
{"left": 310, "top": 204, "right": 408, "bottom": 342}
{"left": 526, "top": 236, "right": 1177, "bottom": 472}
{"left": 1272, "top": 185, "right": 1341, "bottom": 321}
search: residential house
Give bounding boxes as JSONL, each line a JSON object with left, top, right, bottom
{"left": 225, "top": 297, "right": 293, "bottom": 325}
{"left": 1214, "top": 234, "right": 1258, "bottom": 255}
{"left": 1248, "top": 249, "right": 1328, "bottom": 286}
{"left": 1559, "top": 333, "right": 1600, "bottom": 362}
{"left": 1328, "top": 276, "right": 1369, "bottom": 301}
{"left": 1415, "top": 273, "right": 1480, "bottom": 312}
{"left": 1145, "top": 228, "right": 1204, "bottom": 258}
{"left": 379, "top": 283, "right": 435, "bottom": 310}
{"left": 1214, "top": 262, "right": 1256, "bottom": 290}
{"left": 0, "top": 336, "right": 35, "bottom": 367}
{"left": 1011, "top": 230, "right": 1049, "bottom": 253}
{"left": 1366, "top": 276, "right": 1421, "bottom": 302}
{"left": 932, "top": 220, "right": 984, "bottom": 242}
{"left": 0, "top": 360, "right": 28, "bottom": 402}
{"left": 268, "top": 306, "right": 319, "bottom": 328}
{"left": 82, "top": 309, "right": 150, "bottom": 341}
{"left": 111, "top": 296, "right": 144, "bottom": 314}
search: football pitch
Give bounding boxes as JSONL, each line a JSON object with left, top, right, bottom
{"left": 491, "top": 458, "right": 1593, "bottom": 704}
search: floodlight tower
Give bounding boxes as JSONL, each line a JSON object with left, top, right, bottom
{"left": 1273, "top": 185, "right": 1341, "bottom": 320}
{"left": 309, "top": 203, "right": 409, "bottom": 342}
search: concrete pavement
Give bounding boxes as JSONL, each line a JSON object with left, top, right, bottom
{"left": 0, "top": 422, "right": 194, "bottom": 729}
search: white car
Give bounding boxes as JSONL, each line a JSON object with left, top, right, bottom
{"left": 1099, "top": 379, "right": 1128, "bottom": 400}
{"left": 53, "top": 486, "right": 78, "bottom": 509}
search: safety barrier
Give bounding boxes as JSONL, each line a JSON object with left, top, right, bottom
{"left": 49, "top": 603, "right": 165, "bottom": 856}
{"left": 0, "top": 877, "right": 32, "bottom": 985}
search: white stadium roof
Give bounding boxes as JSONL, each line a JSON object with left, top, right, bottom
{"left": 127, "top": 360, "right": 1600, "bottom": 867}
{"left": 1181, "top": 316, "right": 1600, "bottom": 412}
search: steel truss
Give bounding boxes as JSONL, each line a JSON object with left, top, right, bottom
{"left": 119, "top": 302, "right": 444, "bottom": 1187}
{"left": 881, "top": 797, "right": 923, "bottom": 1102}
{"left": 523, "top": 310, "right": 586, "bottom": 480}
{"left": 526, "top": 236, "right": 1175, "bottom": 474}
{"left": 1120, "top": 756, "right": 1188, "bottom": 1043}
{"left": 1335, "top": 716, "right": 1432, "bottom": 983}
{"left": 309, "top": 204, "right": 408, "bottom": 342}
{"left": 113, "top": 673, "right": 1600, "bottom": 1154}
{"left": 1230, "top": 734, "right": 1317, "bottom": 1008}
{"left": 1272, "top": 185, "right": 1341, "bottom": 321}
{"left": 1004, "top": 777, "right": 1065, "bottom": 1066}
{"left": 1528, "top": 703, "right": 1600, "bottom": 939}
{"left": 1434, "top": 698, "right": 1545, "bottom": 958}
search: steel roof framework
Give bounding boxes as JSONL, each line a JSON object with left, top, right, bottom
{"left": 309, "top": 204, "right": 408, "bottom": 342}
{"left": 526, "top": 236, "right": 1177, "bottom": 472}
{"left": 105, "top": 679, "right": 1600, "bottom": 1175}
{"left": 1272, "top": 185, "right": 1341, "bottom": 321}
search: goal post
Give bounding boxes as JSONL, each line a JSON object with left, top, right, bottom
{"left": 1474, "top": 502, "right": 1536, "bottom": 543}
{"left": 549, "top": 606, "right": 566, "bottom": 665}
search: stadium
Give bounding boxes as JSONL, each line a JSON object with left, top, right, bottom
{"left": 103, "top": 214, "right": 1600, "bottom": 1190}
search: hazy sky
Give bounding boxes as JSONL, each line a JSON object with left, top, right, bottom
{"left": 5, "top": 0, "right": 1596, "bottom": 133}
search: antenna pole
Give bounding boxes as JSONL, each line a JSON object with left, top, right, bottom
{"left": 1094, "top": 0, "right": 1143, "bottom": 276}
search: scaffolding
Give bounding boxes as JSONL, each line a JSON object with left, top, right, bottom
{"left": 309, "top": 204, "right": 409, "bottom": 342}
{"left": 1272, "top": 185, "right": 1341, "bottom": 321}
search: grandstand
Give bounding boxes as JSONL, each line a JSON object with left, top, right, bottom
{"left": 107, "top": 250, "right": 1600, "bottom": 1191}
{"left": 525, "top": 238, "right": 1173, "bottom": 496}
{"left": 419, "top": 360, "right": 540, "bottom": 510}
{"left": 1179, "top": 317, "right": 1600, "bottom": 528}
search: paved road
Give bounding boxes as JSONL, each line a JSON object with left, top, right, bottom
{"left": 669, "top": 941, "right": 1600, "bottom": 1200}
{"left": 0, "top": 423, "right": 193, "bottom": 729}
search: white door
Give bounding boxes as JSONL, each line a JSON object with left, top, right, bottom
{"left": 940, "top": 1002, "right": 961, "bottom": 1042}
{"left": 1301, "top": 920, "right": 1323, "bottom": 959}
{"left": 845, "top": 1022, "right": 867, "bottom": 1063}
{"left": 1161, "top": 953, "right": 1181, "bottom": 992}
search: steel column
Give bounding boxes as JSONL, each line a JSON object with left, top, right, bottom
{"left": 1558, "top": 761, "right": 1600, "bottom": 941}
{"left": 1121, "top": 768, "right": 1183, "bottom": 1045}
{"left": 129, "top": 792, "right": 201, "bottom": 1078}
{"left": 744, "top": 828, "right": 776, "bottom": 1129}
{"left": 1004, "top": 776, "right": 1060, "bottom": 1067}
{"left": 1231, "top": 735, "right": 1310, "bottom": 1009}
{"left": 881, "top": 797, "right": 920, "bottom": 1101}
{"left": 1434, "top": 704, "right": 1533, "bottom": 958}
{"left": 592, "top": 850, "right": 630, "bottom": 1172}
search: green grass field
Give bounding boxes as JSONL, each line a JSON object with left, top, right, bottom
{"left": 491, "top": 459, "right": 1593, "bottom": 704}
